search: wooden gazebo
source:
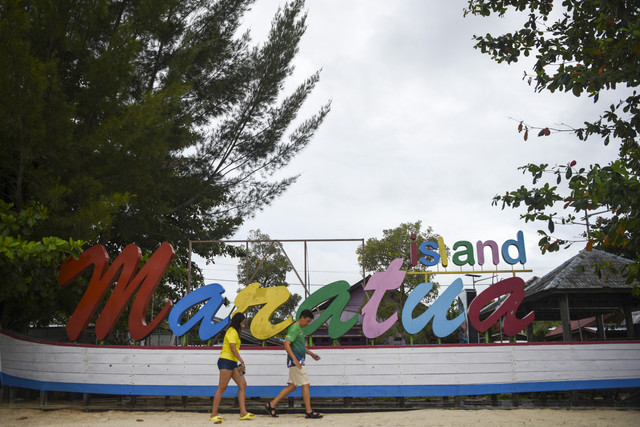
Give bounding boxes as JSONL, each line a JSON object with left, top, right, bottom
{"left": 515, "top": 249, "right": 639, "bottom": 341}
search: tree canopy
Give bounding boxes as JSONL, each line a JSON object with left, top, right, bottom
{"left": 1, "top": 0, "right": 328, "bottom": 258}
{"left": 0, "top": 0, "right": 329, "bottom": 330}
{"left": 465, "top": 0, "right": 640, "bottom": 287}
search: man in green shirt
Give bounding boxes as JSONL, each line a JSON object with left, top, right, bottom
{"left": 265, "top": 309, "right": 323, "bottom": 419}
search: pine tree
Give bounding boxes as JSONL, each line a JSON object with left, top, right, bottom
{"left": 0, "top": 0, "right": 329, "bottom": 330}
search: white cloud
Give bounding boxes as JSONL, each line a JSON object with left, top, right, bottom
{"left": 199, "top": 1, "right": 630, "bottom": 303}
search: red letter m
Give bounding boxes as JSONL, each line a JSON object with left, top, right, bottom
{"left": 58, "top": 242, "right": 174, "bottom": 341}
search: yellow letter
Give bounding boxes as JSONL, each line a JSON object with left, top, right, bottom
{"left": 234, "top": 282, "right": 293, "bottom": 339}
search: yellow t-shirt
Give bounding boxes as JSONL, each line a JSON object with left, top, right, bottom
{"left": 219, "top": 327, "right": 241, "bottom": 362}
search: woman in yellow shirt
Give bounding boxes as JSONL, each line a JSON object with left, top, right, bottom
{"left": 210, "top": 312, "right": 255, "bottom": 422}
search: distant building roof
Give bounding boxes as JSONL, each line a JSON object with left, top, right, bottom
{"left": 545, "top": 316, "right": 596, "bottom": 338}
{"left": 524, "top": 249, "right": 634, "bottom": 297}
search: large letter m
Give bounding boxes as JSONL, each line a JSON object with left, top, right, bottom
{"left": 58, "top": 242, "right": 174, "bottom": 342}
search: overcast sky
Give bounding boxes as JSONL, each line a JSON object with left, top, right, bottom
{"left": 198, "top": 1, "right": 626, "bottom": 310}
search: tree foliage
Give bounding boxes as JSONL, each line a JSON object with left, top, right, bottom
{"left": 0, "top": 201, "right": 85, "bottom": 330}
{"left": 0, "top": 0, "right": 328, "bottom": 329}
{"left": 236, "top": 229, "right": 301, "bottom": 325}
{"left": 465, "top": 0, "right": 640, "bottom": 286}
{"left": 532, "top": 320, "right": 560, "bottom": 342}
{"left": 0, "top": 0, "right": 328, "bottom": 265}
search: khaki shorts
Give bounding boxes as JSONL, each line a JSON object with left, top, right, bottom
{"left": 287, "top": 366, "right": 310, "bottom": 386}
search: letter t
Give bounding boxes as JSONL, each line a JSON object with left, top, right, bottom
{"left": 361, "top": 258, "right": 406, "bottom": 339}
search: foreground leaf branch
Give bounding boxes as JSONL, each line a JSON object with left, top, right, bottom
{"left": 467, "top": 0, "right": 640, "bottom": 288}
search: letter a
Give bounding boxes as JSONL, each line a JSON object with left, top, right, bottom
{"left": 234, "top": 282, "right": 293, "bottom": 340}
{"left": 467, "top": 277, "right": 534, "bottom": 336}
{"left": 168, "top": 283, "right": 229, "bottom": 340}
{"left": 297, "top": 280, "right": 358, "bottom": 339}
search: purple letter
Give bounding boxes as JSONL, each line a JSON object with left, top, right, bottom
{"left": 476, "top": 240, "right": 500, "bottom": 266}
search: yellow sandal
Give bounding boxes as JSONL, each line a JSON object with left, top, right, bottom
{"left": 240, "top": 413, "right": 256, "bottom": 420}
{"left": 210, "top": 415, "right": 226, "bottom": 423}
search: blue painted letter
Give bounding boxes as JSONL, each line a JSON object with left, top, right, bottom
{"left": 402, "top": 278, "right": 465, "bottom": 337}
{"left": 169, "top": 283, "right": 229, "bottom": 340}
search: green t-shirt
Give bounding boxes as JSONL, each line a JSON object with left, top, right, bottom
{"left": 285, "top": 322, "right": 306, "bottom": 367}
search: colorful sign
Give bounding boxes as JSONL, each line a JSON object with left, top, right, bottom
{"left": 58, "top": 238, "right": 534, "bottom": 342}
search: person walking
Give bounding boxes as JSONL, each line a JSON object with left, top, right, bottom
{"left": 265, "top": 309, "right": 323, "bottom": 419}
{"left": 210, "top": 312, "right": 256, "bottom": 422}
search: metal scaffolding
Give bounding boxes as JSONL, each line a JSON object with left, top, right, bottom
{"left": 187, "top": 238, "right": 366, "bottom": 298}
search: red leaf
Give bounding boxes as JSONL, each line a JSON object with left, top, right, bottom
{"left": 524, "top": 130, "right": 528, "bottom": 141}
{"left": 544, "top": 127, "right": 550, "bottom": 136}
{"left": 586, "top": 239, "right": 594, "bottom": 251}
{"left": 570, "top": 160, "right": 577, "bottom": 166}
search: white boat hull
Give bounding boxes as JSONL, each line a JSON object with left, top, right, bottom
{"left": 1, "top": 331, "right": 639, "bottom": 397}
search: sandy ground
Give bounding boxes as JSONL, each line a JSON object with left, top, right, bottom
{"left": 1, "top": 408, "right": 639, "bottom": 426}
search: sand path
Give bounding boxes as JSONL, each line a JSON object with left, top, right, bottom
{"left": 2, "top": 407, "right": 640, "bottom": 426}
